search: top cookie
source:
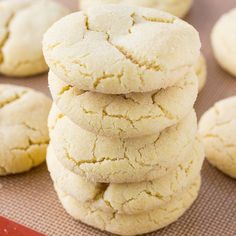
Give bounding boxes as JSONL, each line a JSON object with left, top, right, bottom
{"left": 79, "top": 0, "right": 193, "bottom": 18}
{"left": 199, "top": 96, "right": 236, "bottom": 178}
{"left": 0, "top": 0, "right": 69, "bottom": 77}
{"left": 211, "top": 8, "right": 236, "bottom": 77}
{"left": 43, "top": 4, "right": 200, "bottom": 94}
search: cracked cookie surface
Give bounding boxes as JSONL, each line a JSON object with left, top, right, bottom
{"left": 211, "top": 8, "right": 236, "bottom": 77}
{"left": 55, "top": 178, "right": 200, "bottom": 235}
{"left": 49, "top": 105, "right": 197, "bottom": 183}
{"left": 47, "top": 138, "right": 204, "bottom": 215}
{"left": 0, "top": 84, "right": 51, "bottom": 175}
{"left": 199, "top": 96, "right": 236, "bottom": 178}
{"left": 49, "top": 71, "right": 198, "bottom": 138}
{"left": 195, "top": 53, "right": 207, "bottom": 92}
{"left": 0, "top": 0, "right": 69, "bottom": 77}
{"left": 43, "top": 4, "right": 200, "bottom": 94}
{"left": 79, "top": 0, "right": 193, "bottom": 18}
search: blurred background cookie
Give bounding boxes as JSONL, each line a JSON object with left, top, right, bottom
{"left": 78, "top": 0, "right": 193, "bottom": 18}
{"left": 211, "top": 8, "right": 236, "bottom": 77}
{"left": 0, "top": 0, "right": 69, "bottom": 77}
{"left": 0, "top": 84, "right": 51, "bottom": 175}
{"left": 195, "top": 53, "right": 207, "bottom": 92}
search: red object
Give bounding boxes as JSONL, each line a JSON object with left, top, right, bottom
{"left": 0, "top": 216, "right": 45, "bottom": 236}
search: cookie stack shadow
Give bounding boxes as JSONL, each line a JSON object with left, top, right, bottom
{"left": 43, "top": 5, "right": 204, "bottom": 235}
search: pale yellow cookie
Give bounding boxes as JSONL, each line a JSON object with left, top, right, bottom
{"left": 47, "top": 138, "right": 204, "bottom": 214}
{"left": 49, "top": 71, "right": 198, "bottom": 138}
{"left": 55, "top": 178, "right": 201, "bottom": 236}
{"left": 199, "top": 96, "right": 236, "bottom": 178}
{"left": 79, "top": 0, "right": 193, "bottom": 18}
{"left": 49, "top": 105, "right": 197, "bottom": 183}
{"left": 0, "top": 84, "right": 51, "bottom": 175}
{"left": 195, "top": 53, "right": 207, "bottom": 92}
{"left": 43, "top": 5, "right": 200, "bottom": 94}
{"left": 211, "top": 8, "right": 236, "bottom": 77}
{"left": 0, "top": 0, "right": 69, "bottom": 77}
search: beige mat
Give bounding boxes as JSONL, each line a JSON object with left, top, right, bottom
{"left": 0, "top": 0, "right": 236, "bottom": 235}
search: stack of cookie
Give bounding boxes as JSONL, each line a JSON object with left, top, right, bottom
{"left": 43, "top": 5, "right": 204, "bottom": 235}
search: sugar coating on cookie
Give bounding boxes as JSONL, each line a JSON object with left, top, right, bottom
{"left": 47, "top": 138, "right": 204, "bottom": 214}
{"left": 199, "top": 96, "right": 236, "bottom": 178}
{"left": 49, "top": 71, "right": 198, "bottom": 138}
{"left": 78, "top": 0, "right": 193, "bottom": 18}
{"left": 43, "top": 5, "right": 200, "bottom": 94}
{"left": 211, "top": 8, "right": 236, "bottom": 77}
{"left": 0, "top": 84, "right": 51, "bottom": 175}
{"left": 49, "top": 105, "right": 197, "bottom": 183}
{"left": 55, "top": 178, "right": 200, "bottom": 236}
{"left": 195, "top": 53, "right": 207, "bottom": 92}
{"left": 0, "top": 0, "right": 69, "bottom": 77}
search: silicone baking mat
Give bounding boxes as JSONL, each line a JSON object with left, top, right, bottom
{"left": 0, "top": 0, "right": 236, "bottom": 235}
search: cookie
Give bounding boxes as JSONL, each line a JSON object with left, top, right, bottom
{"left": 195, "top": 53, "right": 207, "bottom": 92}
{"left": 79, "top": 0, "right": 193, "bottom": 18}
{"left": 47, "top": 138, "right": 204, "bottom": 214}
{"left": 55, "top": 178, "right": 201, "bottom": 236}
{"left": 0, "top": 84, "right": 51, "bottom": 175}
{"left": 43, "top": 5, "right": 200, "bottom": 94}
{"left": 199, "top": 96, "right": 236, "bottom": 178}
{"left": 49, "top": 71, "right": 198, "bottom": 138}
{"left": 211, "top": 8, "right": 236, "bottom": 77}
{"left": 0, "top": 0, "right": 69, "bottom": 77}
{"left": 49, "top": 105, "right": 197, "bottom": 183}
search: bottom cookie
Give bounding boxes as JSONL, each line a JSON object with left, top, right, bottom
{"left": 55, "top": 178, "right": 201, "bottom": 236}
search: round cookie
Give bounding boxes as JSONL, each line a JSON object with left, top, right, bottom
{"left": 47, "top": 138, "right": 204, "bottom": 214}
{"left": 49, "top": 71, "right": 198, "bottom": 138}
{"left": 0, "top": 84, "right": 51, "bottom": 175}
{"left": 43, "top": 5, "right": 201, "bottom": 94}
{"left": 49, "top": 105, "right": 197, "bottom": 183}
{"left": 55, "top": 178, "right": 201, "bottom": 236}
{"left": 195, "top": 53, "right": 207, "bottom": 92}
{"left": 211, "top": 8, "right": 236, "bottom": 77}
{"left": 79, "top": 0, "right": 193, "bottom": 18}
{"left": 199, "top": 96, "right": 236, "bottom": 178}
{"left": 0, "top": 0, "right": 69, "bottom": 77}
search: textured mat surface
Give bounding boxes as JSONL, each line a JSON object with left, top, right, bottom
{"left": 0, "top": 0, "right": 236, "bottom": 235}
